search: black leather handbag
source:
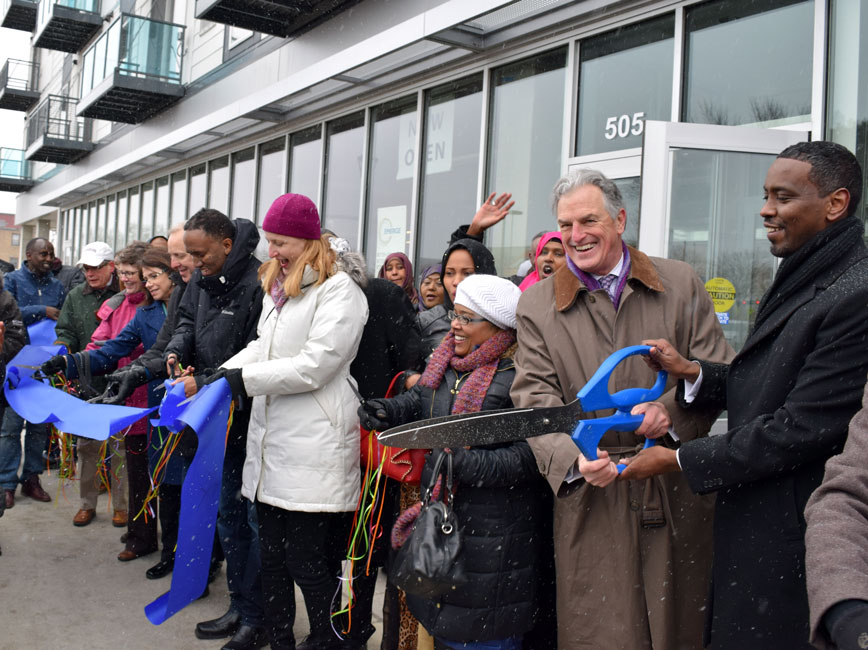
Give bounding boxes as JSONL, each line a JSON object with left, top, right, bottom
{"left": 391, "top": 449, "right": 467, "bottom": 598}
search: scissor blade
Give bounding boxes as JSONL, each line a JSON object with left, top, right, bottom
{"left": 376, "top": 399, "right": 586, "bottom": 449}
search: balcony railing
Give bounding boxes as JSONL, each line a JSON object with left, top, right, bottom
{"left": 78, "top": 14, "right": 185, "bottom": 123}
{"left": 34, "top": 0, "right": 102, "bottom": 53}
{"left": 25, "top": 95, "right": 94, "bottom": 164}
{"left": 0, "top": 0, "right": 37, "bottom": 31}
{"left": 195, "top": 0, "right": 363, "bottom": 38}
{"left": 0, "top": 59, "right": 40, "bottom": 111}
{"left": 0, "top": 148, "right": 33, "bottom": 192}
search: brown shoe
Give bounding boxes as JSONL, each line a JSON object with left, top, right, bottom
{"left": 118, "top": 547, "right": 156, "bottom": 562}
{"left": 4, "top": 489, "right": 13, "bottom": 509}
{"left": 21, "top": 475, "right": 50, "bottom": 502}
{"left": 112, "top": 510, "right": 128, "bottom": 527}
{"left": 73, "top": 508, "right": 96, "bottom": 526}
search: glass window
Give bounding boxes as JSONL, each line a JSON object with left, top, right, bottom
{"left": 74, "top": 207, "right": 82, "bottom": 262}
{"left": 140, "top": 181, "right": 154, "bottom": 241}
{"left": 684, "top": 0, "right": 813, "bottom": 127}
{"left": 416, "top": 75, "right": 484, "bottom": 272}
{"left": 364, "top": 96, "right": 417, "bottom": 274}
{"left": 257, "top": 137, "right": 286, "bottom": 225}
{"left": 231, "top": 147, "right": 255, "bottom": 220}
{"left": 11, "top": 233, "right": 19, "bottom": 246}
{"left": 208, "top": 156, "right": 230, "bottom": 214}
{"left": 116, "top": 191, "right": 128, "bottom": 249}
{"left": 488, "top": 49, "right": 567, "bottom": 275}
{"left": 106, "top": 195, "right": 116, "bottom": 251}
{"left": 87, "top": 202, "right": 97, "bottom": 243}
{"left": 289, "top": 126, "right": 322, "bottom": 207}
{"left": 155, "top": 176, "right": 170, "bottom": 237}
{"left": 189, "top": 164, "right": 206, "bottom": 215}
{"left": 577, "top": 16, "right": 673, "bottom": 155}
{"left": 127, "top": 186, "right": 140, "bottom": 243}
{"left": 828, "top": 0, "right": 868, "bottom": 222}
{"left": 322, "top": 113, "right": 365, "bottom": 248}
{"left": 171, "top": 171, "right": 188, "bottom": 226}
{"left": 96, "top": 198, "right": 106, "bottom": 242}
{"left": 667, "top": 149, "right": 777, "bottom": 351}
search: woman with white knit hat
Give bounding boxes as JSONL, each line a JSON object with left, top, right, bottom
{"left": 360, "top": 274, "right": 548, "bottom": 650}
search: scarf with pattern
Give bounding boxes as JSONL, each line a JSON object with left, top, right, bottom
{"left": 270, "top": 269, "right": 289, "bottom": 312}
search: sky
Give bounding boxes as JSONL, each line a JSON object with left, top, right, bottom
{"left": 0, "top": 27, "right": 37, "bottom": 215}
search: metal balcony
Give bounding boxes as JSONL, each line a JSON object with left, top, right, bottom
{"left": 194, "top": 0, "right": 363, "bottom": 38}
{"left": 0, "top": 60, "right": 40, "bottom": 111}
{"left": 0, "top": 0, "right": 37, "bottom": 31}
{"left": 25, "top": 95, "right": 94, "bottom": 164}
{"left": 78, "top": 14, "right": 185, "bottom": 124}
{"left": 0, "top": 148, "right": 33, "bottom": 192}
{"left": 34, "top": 0, "right": 102, "bottom": 53}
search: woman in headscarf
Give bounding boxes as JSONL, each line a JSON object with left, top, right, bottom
{"left": 518, "top": 232, "right": 565, "bottom": 292}
{"left": 417, "top": 264, "right": 444, "bottom": 311}
{"left": 379, "top": 252, "right": 419, "bottom": 309}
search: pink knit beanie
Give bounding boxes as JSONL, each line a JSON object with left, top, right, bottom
{"left": 262, "top": 193, "right": 321, "bottom": 239}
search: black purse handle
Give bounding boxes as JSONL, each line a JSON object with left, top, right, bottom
{"left": 423, "top": 449, "right": 454, "bottom": 507}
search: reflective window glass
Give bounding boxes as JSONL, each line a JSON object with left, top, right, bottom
{"left": 488, "top": 49, "right": 566, "bottom": 275}
{"left": 417, "top": 75, "right": 483, "bottom": 272}
{"left": 323, "top": 113, "right": 365, "bottom": 248}
{"left": 289, "top": 127, "right": 322, "bottom": 207}
{"left": 73, "top": 207, "right": 82, "bottom": 262}
{"left": 189, "top": 164, "right": 206, "bottom": 215}
{"left": 106, "top": 195, "right": 116, "bottom": 251}
{"left": 667, "top": 149, "right": 777, "bottom": 351}
{"left": 828, "top": 0, "right": 868, "bottom": 222}
{"left": 87, "top": 202, "right": 96, "bottom": 243}
{"left": 116, "top": 191, "right": 128, "bottom": 248}
{"left": 127, "top": 187, "right": 140, "bottom": 242}
{"left": 140, "top": 181, "right": 154, "bottom": 241}
{"left": 96, "top": 198, "right": 106, "bottom": 242}
{"left": 364, "top": 96, "right": 417, "bottom": 274}
{"left": 684, "top": 0, "right": 813, "bottom": 127}
{"left": 171, "top": 171, "right": 187, "bottom": 226}
{"left": 231, "top": 147, "right": 255, "bottom": 220}
{"left": 208, "top": 157, "right": 230, "bottom": 214}
{"left": 257, "top": 137, "right": 286, "bottom": 225}
{"left": 155, "top": 176, "right": 170, "bottom": 237}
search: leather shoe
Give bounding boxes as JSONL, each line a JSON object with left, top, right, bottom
{"left": 112, "top": 509, "right": 128, "bottom": 527}
{"left": 145, "top": 558, "right": 174, "bottom": 580}
{"left": 221, "top": 625, "right": 268, "bottom": 650}
{"left": 21, "top": 475, "right": 50, "bottom": 502}
{"left": 117, "top": 547, "right": 156, "bottom": 562}
{"left": 4, "top": 489, "right": 13, "bottom": 509}
{"left": 73, "top": 508, "right": 95, "bottom": 526}
{"left": 195, "top": 609, "right": 241, "bottom": 640}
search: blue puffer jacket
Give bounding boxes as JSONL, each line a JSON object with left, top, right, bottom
{"left": 4, "top": 265, "right": 65, "bottom": 326}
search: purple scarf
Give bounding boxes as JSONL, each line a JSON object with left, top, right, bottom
{"left": 270, "top": 270, "right": 289, "bottom": 312}
{"left": 565, "top": 241, "right": 632, "bottom": 309}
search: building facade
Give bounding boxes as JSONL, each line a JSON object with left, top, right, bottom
{"left": 0, "top": 0, "right": 865, "bottom": 352}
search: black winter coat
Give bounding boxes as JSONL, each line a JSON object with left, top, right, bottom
{"left": 378, "top": 357, "right": 547, "bottom": 642}
{"left": 678, "top": 233, "right": 868, "bottom": 650}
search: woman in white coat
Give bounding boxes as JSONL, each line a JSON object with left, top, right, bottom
{"left": 209, "top": 193, "right": 368, "bottom": 650}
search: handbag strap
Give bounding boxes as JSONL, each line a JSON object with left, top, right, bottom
{"left": 423, "top": 449, "right": 455, "bottom": 507}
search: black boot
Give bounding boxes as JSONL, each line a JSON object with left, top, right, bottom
{"left": 221, "top": 624, "right": 268, "bottom": 650}
{"left": 195, "top": 608, "right": 241, "bottom": 640}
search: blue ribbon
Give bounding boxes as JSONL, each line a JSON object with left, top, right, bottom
{"left": 144, "top": 379, "right": 231, "bottom": 624}
{"left": 2, "top": 347, "right": 233, "bottom": 625}
{"left": 27, "top": 319, "right": 58, "bottom": 347}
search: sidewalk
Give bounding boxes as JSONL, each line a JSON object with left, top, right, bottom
{"left": 0, "top": 467, "right": 384, "bottom": 650}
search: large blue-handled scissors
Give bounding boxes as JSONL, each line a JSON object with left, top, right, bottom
{"left": 377, "top": 345, "right": 668, "bottom": 454}
{"left": 572, "top": 345, "right": 667, "bottom": 472}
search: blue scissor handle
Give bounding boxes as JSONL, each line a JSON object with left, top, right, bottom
{"left": 577, "top": 345, "right": 668, "bottom": 412}
{"left": 572, "top": 345, "right": 669, "bottom": 473}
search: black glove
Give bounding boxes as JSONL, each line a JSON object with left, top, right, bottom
{"left": 826, "top": 600, "right": 868, "bottom": 650}
{"left": 39, "top": 355, "right": 68, "bottom": 377}
{"left": 204, "top": 368, "right": 247, "bottom": 400}
{"left": 97, "top": 365, "right": 151, "bottom": 405}
{"left": 358, "top": 399, "right": 391, "bottom": 431}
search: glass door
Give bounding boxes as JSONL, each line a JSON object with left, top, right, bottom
{"left": 639, "top": 120, "right": 806, "bottom": 351}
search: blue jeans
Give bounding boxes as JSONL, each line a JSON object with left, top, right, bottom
{"left": 0, "top": 408, "right": 49, "bottom": 490}
{"left": 439, "top": 638, "right": 522, "bottom": 650}
{"left": 218, "top": 436, "right": 264, "bottom": 627}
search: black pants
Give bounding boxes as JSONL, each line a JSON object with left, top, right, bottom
{"left": 125, "top": 434, "right": 157, "bottom": 554}
{"left": 158, "top": 483, "right": 181, "bottom": 562}
{"left": 256, "top": 502, "right": 353, "bottom": 649}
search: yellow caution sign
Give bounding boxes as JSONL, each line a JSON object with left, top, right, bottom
{"left": 705, "top": 277, "right": 735, "bottom": 313}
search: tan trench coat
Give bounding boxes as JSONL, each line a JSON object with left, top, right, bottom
{"left": 511, "top": 247, "right": 734, "bottom": 650}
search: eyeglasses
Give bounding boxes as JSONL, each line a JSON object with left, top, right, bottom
{"left": 447, "top": 310, "right": 488, "bottom": 326}
{"left": 144, "top": 270, "right": 167, "bottom": 282}
{"left": 117, "top": 270, "right": 139, "bottom": 278}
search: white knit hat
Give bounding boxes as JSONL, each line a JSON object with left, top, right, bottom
{"left": 454, "top": 274, "right": 521, "bottom": 330}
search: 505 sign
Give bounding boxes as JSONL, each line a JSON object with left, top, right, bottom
{"left": 604, "top": 112, "right": 645, "bottom": 140}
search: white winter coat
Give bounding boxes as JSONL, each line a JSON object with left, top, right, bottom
{"left": 224, "top": 266, "right": 369, "bottom": 512}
